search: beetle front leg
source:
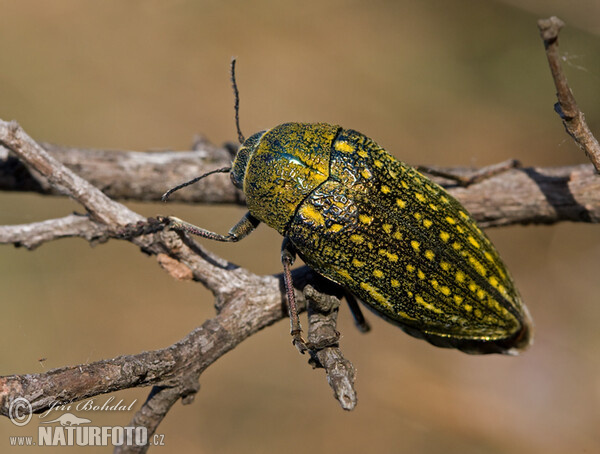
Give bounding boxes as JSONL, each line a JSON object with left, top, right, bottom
{"left": 281, "top": 237, "right": 308, "bottom": 354}
{"left": 162, "top": 211, "right": 260, "bottom": 242}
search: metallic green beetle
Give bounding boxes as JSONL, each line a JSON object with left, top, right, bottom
{"left": 163, "top": 64, "right": 532, "bottom": 355}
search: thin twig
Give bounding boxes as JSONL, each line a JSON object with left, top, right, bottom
{"left": 116, "top": 381, "right": 199, "bottom": 454}
{"left": 538, "top": 16, "right": 600, "bottom": 172}
{"left": 0, "top": 214, "right": 109, "bottom": 249}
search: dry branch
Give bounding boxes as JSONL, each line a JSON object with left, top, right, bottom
{"left": 2, "top": 141, "right": 600, "bottom": 230}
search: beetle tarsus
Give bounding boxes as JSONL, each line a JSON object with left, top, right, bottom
{"left": 291, "top": 331, "right": 308, "bottom": 354}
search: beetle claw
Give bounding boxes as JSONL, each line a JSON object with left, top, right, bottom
{"left": 292, "top": 333, "right": 308, "bottom": 354}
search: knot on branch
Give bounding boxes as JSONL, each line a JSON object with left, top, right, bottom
{"left": 537, "top": 16, "right": 564, "bottom": 45}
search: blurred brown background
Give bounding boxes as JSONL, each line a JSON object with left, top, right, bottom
{"left": 1, "top": 0, "right": 600, "bottom": 453}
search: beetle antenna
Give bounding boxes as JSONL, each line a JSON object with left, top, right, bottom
{"left": 230, "top": 57, "right": 245, "bottom": 144}
{"left": 161, "top": 166, "right": 232, "bottom": 202}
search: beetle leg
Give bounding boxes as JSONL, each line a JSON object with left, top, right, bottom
{"left": 344, "top": 292, "right": 371, "bottom": 333}
{"left": 281, "top": 238, "right": 308, "bottom": 353}
{"left": 162, "top": 211, "right": 260, "bottom": 242}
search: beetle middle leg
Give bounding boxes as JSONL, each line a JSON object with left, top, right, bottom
{"left": 161, "top": 211, "right": 260, "bottom": 242}
{"left": 344, "top": 292, "right": 371, "bottom": 333}
{"left": 281, "top": 238, "right": 308, "bottom": 353}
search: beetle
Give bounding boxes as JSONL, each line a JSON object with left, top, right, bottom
{"left": 162, "top": 59, "right": 532, "bottom": 355}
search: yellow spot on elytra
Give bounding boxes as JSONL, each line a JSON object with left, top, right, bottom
{"left": 477, "top": 289, "right": 486, "bottom": 300}
{"left": 441, "top": 196, "right": 450, "bottom": 204}
{"left": 474, "top": 308, "right": 483, "bottom": 318}
{"left": 396, "top": 199, "right": 406, "bottom": 208}
{"left": 415, "top": 295, "right": 442, "bottom": 313}
{"left": 440, "top": 286, "right": 451, "bottom": 296}
{"left": 468, "top": 236, "right": 480, "bottom": 248}
{"left": 489, "top": 276, "right": 499, "bottom": 287}
{"left": 453, "top": 295, "right": 463, "bottom": 305}
{"left": 382, "top": 223, "right": 392, "bottom": 234}
{"left": 440, "top": 231, "right": 450, "bottom": 242}
{"left": 401, "top": 181, "right": 409, "bottom": 189}
{"left": 357, "top": 149, "right": 368, "bottom": 158}
{"left": 367, "top": 242, "right": 373, "bottom": 250}
{"left": 455, "top": 271, "right": 466, "bottom": 283}
{"left": 484, "top": 251, "right": 494, "bottom": 262}
{"left": 423, "top": 219, "right": 433, "bottom": 228}
{"left": 360, "top": 168, "right": 372, "bottom": 179}
{"left": 393, "top": 231, "right": 403, "bottom": 240}
{"left": 459, "top": 211, "right": 470, "bottom": 220}
{"left": 379, "top": 249, "right": 398, "bottom": 262}
{"left": 446, "top": 216, "right": 456, "bottom": 225}
{"left": 360, "top": 282, "right": 392, "bottom": 309}
{"left": 468, "top": 282, "right": 477, "bottom": 292}
{"left": 468, "top": 256, "right": 487, "bottom": 276}
{"left": 415, "top": 193, "right": 426, "bottom": 203}
{"left": 374, "top": 159, "right": 383, "bottom": 168}
{"left": 350, "top": 234, "right": 364, "bottom": 244}
{"left": 373, "top": 269, "right": 384, "bottom": 278}
{"left": 452, "top": 242, "right": 462, "bottom": 250}
{"left": 456, "top": 225, "right": 465, "bottom": 234}
{"left": 411, "top": 240, "right": 420, "bottom": 252}
{"left": 425, "top": 250, "right": 435, "bottom": 261}
{"left": 406, "top": 264, "right": 415, "bottom": 272}
{"left": 337, "top": 269, "right": 352, "bottom": 280}
{"left": 299, "top": 205, "right": 325, "bottom": 226}
{"left": 463, "top": 304, "right": 473, "bottom": 312}
{"left": 413, "top": 212, "right": 422, "bottom": 220}
{"left": 391, "top": 279, "right": 400, "bottom": 287}
{"left": 430, "top": 279, "right": 439, "bottom": 289}
{"left": 334, "top": 141, "right": 355, "bottom": 153}
{"left": 352, "top": 258, "right": 365, "bottom": 268}
{"left": 381, "top": 185, "right": 391, "bottom": 194}
{"left": 359, "top": 214, "right": 373, "bottom": 225}
{"left": 429, "top": 203, "right": 439, "bottom": 211}
{"left": 328, "top": 223, "right": 343, "bottom": 233}
{"left": 417, "top": 269, "right": 425, "bottom": 280}
{"left": 389, "top": 170, "right": 397, "bottom": 178}
{"left": 440, "top": 261, "right": 450, "bottom": 271}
